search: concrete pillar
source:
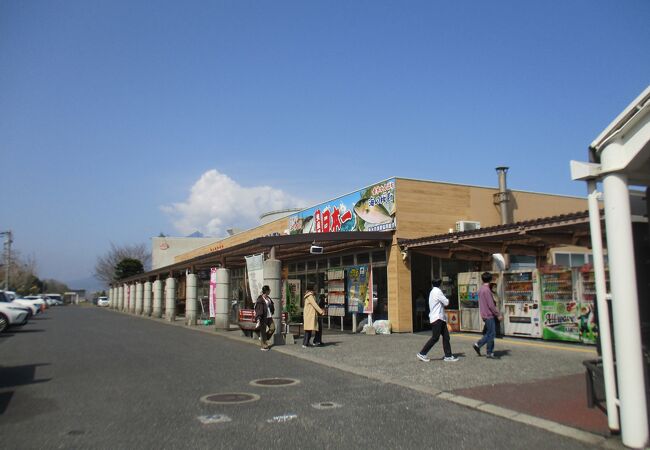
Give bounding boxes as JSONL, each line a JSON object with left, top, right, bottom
{"left": 123, "top": 283, "right": 129, "bottom": 312}
{"left": 185, "top": 273, "right": 198, "bottom": 326}
{"left": 110, "top": 287, "right": 115, "bottom": 309}
{"left": 108, "top": 288, "right": 113, "bottom": 309}
{"left": 135, "top": 282, "right": 143, "bottom": 315}
{"left": 165, "top": 276, "right": 176, "bottom": 322}
{"left": 143, "top": 281, "right": 152, "bottom": 316}
{"left": 117, "top": 286, "right": 123, "bottom": 311}
{"left": 215, "top": 268, "right": 231, "bottom": 330}
{"left": 264, "top": 258, "right": 283, "bottom": 345}
{"left": 152, "top": 279, "right": 163, "bottom": 318}
{"left": 129, "top": 284, "right": 137, "bottom": 314}
{"left": 602, "top": 170, "right": 648, "bottom": 447}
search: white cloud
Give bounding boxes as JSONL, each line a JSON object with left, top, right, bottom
{"left": 161, "top": 169, "right": 305, "bottom": 236}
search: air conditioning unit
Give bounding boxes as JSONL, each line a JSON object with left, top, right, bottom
{"left": 455, "top": 221, "right": 481, "bottom": 232}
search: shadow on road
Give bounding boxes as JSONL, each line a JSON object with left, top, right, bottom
{"left": 0, "top": 364, "right": 52, "bottom": 389}
{"left": 0, "top": 391, "right": 14, "bottom": 415}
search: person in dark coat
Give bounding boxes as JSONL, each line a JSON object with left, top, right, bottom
{"left": 254, "top": 285, "right": 275, "bottom": 351}
{"left": 313, "top": 293, "right": 328, "bottom": 346}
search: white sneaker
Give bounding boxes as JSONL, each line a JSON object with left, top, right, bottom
{"left": 443, "top": 356, "right": 459, "bottom": 362}
{"left": 416, "top": 353, "right": 430, "bottom": 362}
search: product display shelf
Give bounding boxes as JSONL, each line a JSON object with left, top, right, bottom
{"left": 326, "top": 268, "right": 346, "bottom": 318}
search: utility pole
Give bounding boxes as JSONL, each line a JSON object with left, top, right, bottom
{"left": 1, "top": 231, "right": 12, "bottom": 290}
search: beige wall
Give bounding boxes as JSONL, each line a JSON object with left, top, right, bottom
{"left": 395, "top": 178, "right": 587, "bottom": 240}
{"left": 174, "top": 218, "right": 289, "bottom": 262}
{"left": 152, "top": 237, "right": 219, "bottom": 270}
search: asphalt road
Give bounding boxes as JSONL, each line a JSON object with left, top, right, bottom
{"left": 0, "top": 306, "right": 595, "bottom": 449}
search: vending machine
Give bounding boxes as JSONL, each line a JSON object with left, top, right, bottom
{"left": 457, "top": 271, "right": 502, "bottom": 333}
{"left": 458, "top": 272, "right": 482, "bottom": 332}
{"left": 539, "top": 266, "right": 579, "bottom": 342}
{"left": 575, "top": 265, "right": 606, "bottom": 345}
{"left": 502, "top": 270, "right": 541, "bottom": 338}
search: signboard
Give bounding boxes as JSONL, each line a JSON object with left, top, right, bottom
{"left": 347, "top": 265, "right": 370, "bottom": 314}
{"left": 245, "top": 254, "right": 264, "bottom": 301}
{"left": 288, "top": 179, "right": 396, "bottom": 234}
{"left": 364, "top": 266, "right": 374, "bottom": 314}
{"left": 209, "top": 267, "right": 217, "bottom": 318}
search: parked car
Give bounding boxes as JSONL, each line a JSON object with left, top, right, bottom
{"left": 0, "top": 292, "right": 30, "bottom": 331}
{"left": 97, "top": 297, "right": 109, "bottom": 307}
{"left": 11, "top": 295, "right": 46, "bottom": 314}
{"left": 44, "top": 293, "right": 64, "bottom": 306}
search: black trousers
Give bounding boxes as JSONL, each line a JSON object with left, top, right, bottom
{"left": 313, "top": 317, "right": 324, "bottom": 344}
{"left": 419, "top": 319, "right": 452, "bottom": 357}
{"left": 303, "top": 330, "right": 313, "bottom": 346}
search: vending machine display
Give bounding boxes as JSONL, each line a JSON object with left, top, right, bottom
{"left": 502, "top": 270, "right": 541, "bottom": 338}
{"left": 540, "top": 267, "right": 579, "bottom": 342}
{"left": 576, "top": 265, "right": 607, "bottom": 344}
{"left": 457, "top": 271, "right": 502, "bottom": 333}
{"left": 457, "top": 272, "right": 482, "bottom": 332}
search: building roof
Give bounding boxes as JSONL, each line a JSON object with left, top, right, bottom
{"left": 398, "top": 210, "right": 596, "bottom": 259}
{"left": 117, "top": 231, "right": 392, "bottom": 284}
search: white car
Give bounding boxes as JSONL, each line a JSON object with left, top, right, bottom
{"left": 97, "top": 297, "right": 110, "bottom": 307}
{"left": 0, "top": 293, "right": 30, "bottom": 331}
{"left": 11, "top": 296, "right": 46, "bottom": 315}
{"left": 44, "top": 293, "right": 64, "bottom": 306}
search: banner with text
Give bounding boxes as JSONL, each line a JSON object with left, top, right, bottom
{"left": 245, "top": 253, "right": 265, "bottom": 302}
{"left": 209, "top": 267, "right": 217, "bottom": 318}
{"left": 288, "top": 179, "right": 396, "bottom": 234}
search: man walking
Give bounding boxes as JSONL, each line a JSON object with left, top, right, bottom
{"left": 416, "top": 278, "right": 459, "bottom": 362}
{"left": 473, "top": 272, "right": 502, "bottom": 359}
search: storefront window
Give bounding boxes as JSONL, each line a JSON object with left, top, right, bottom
{"left": 357, "top": 253, "right": 370, "bottom": 264}
{"left": 342, "top": 254, "right": 355, "bottom": 266}
{"left": 329, "top": 256, "right": 341, "bottom": 267}
{"left": 307, "top": 260, "right": 317, "bottom": 270}
{"left": 371, "top": 250, "right": 386, "bottom": 263}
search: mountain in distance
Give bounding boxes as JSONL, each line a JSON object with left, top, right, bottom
{"left": 187, "top": 231, "right": 205, "bottom": 238}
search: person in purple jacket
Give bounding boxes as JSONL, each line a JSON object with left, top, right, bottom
{"left": 473, "top": 272, "right": 502, "bottom": 359}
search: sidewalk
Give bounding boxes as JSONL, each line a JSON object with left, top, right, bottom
{"left": 132, "top": 312, "right": 624, "bottom": 448}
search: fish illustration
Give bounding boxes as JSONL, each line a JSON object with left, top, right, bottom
{"left": 354, "top": 199, "right": 393, "bottom": 224}
{"left": 302, "top": 216, "right": 315, "bottom": 233}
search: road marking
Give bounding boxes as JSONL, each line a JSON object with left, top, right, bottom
{"left": 197, "top": 414, "right": 232, "bottom": 424}
{"left": 452, "top": 333, "right": 597, "bottom": 354}
{"left": 312, "top": 401, "right": 342, "bottom": 410}
{"left": 267, "top": 413, "right": 298, "bottom": 423}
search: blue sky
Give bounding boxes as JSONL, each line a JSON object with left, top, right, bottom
{"left": 1, "top": 1, "right": 649, "bottom": 287}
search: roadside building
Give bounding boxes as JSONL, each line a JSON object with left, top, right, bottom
{"left": 121, "top": 172, "right": 589, "bottom": 333}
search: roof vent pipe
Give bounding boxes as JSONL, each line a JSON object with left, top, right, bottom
{"left": 495, "top": 167, "right": 510, "bottom": 225}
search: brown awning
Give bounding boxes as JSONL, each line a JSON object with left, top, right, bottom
{"left": 118, "top": 231, "right": 393, "bottom": 283}
{"left": 398, "top": 210, "right": 599, "bottom": 260}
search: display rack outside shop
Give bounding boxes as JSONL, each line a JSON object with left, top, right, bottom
{"left": 326, "top": 268, "right": 346, "bottom": 330}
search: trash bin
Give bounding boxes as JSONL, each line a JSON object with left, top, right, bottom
{"left": 583, "top": 359, "right": 607, "bottom": 411}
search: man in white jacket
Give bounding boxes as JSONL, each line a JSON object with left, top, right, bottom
{"left": 416, "top": 279, "right": 459, "bottom": 362}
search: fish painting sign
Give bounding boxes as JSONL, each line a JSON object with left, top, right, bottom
{"left": 288, "top": 179, "right": 396, "bottom": 234}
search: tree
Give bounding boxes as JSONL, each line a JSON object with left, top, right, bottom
{"left": 114, "top": 258, "right": 144, "bottom": 280}
{"left": 94, "top": 243, "right": 151, "bottom": 286}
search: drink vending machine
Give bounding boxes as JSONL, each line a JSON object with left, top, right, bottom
{"left": 539, "top": 266, "right": 579, "bottom": 342}
{"left": 457, "top": 271, "right": 502, "bottom": 333}
{"left": 502, "top": 270, "right": 541, "bottom": 338}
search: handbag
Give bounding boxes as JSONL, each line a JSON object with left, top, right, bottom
{"left": 254, "top": 318, "right": 262, "bottom": 331}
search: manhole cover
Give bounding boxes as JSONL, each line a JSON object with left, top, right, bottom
{"left": 250, "top": 378, "right": 301, "bottom": 387}
{"left": 312, "top": 401, "right": 342, "bottom": 410}
{"left": 200, "top": 392, "right": 260, "bottom": 404}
